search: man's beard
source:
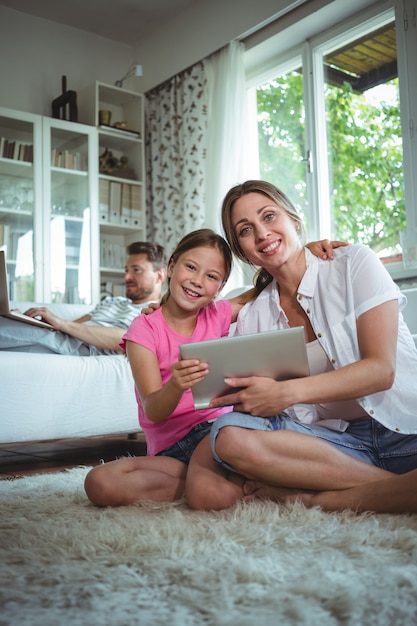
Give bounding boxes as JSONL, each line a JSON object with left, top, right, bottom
{"left": 125, "top": 284, "right": 154, "bottom": 303}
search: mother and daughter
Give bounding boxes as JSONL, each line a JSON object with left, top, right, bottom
{"left": 85, "top": 180, "right": 417, "bottom": 514}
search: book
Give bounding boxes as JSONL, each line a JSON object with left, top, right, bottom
{"left": 130, "top": 186, "right": 142, "bottom": 227}
{"left": 99, "top": 179, "right": 110, "bottom": 222}
{"left": 121, "top": 184, "right": 131, "bottom": 225}
{"left": 109, "top": 181, "right": 122, "bottom": 223}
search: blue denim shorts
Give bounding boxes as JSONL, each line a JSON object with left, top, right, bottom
{"left": 210, "top": 412, "right": 417, "bottom": 475}
{"left": 156, "top": 420, "right": 214, "bottom": 465}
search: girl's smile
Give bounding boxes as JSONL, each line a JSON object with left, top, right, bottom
{"left": 182, "top": 285, "right": 202, "bottom": 299}
{"left": 167, "top": 246, "right": 226, "bottom": 316}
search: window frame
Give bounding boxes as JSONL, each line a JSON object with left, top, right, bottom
{"left": 245, "top": 0, "right": 417, "bottom": 282}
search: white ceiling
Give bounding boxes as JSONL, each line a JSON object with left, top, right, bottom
{"left": 0, "top": 0, "right": 197, "bottom": 45}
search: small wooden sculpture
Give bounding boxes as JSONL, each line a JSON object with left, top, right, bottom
{"left": 52, "top": 76, "right": 78, "bottom": 122}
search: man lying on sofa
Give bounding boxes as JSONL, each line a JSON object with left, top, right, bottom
{"left": 0, "top": 242, "right": 166, "bottom": 356}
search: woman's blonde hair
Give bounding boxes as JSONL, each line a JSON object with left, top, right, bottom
{"left": 160, "top": 228, "right": 232, "bottom": 304}
{"left": 221, "top": 180, "right": 305, "bottom": 295}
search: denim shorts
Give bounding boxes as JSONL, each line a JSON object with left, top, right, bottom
{"left": 210, "top": 412, "right": 417, "bottom": 475}
{"left": 156, "top": 420, "right": 214, "bottom": 465}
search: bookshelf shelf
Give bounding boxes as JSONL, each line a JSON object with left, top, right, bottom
{"left": 0, "top": 157, "right": 32, "bottom": 177}
{"left": 50, "top": 166, "right": 88, "bottom": 176}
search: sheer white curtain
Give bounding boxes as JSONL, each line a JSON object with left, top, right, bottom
{"left": 205, "top": 40, "right": 247, "bottom": 232}
{"left": 205, "top": 40, "right": 255, "bottom": 291}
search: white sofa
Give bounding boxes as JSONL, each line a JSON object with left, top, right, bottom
{"left": 0, "top": 301, "right": 140, "bottom": 444}
{"left": 1, "top": 288, "right": 416, "bottom": 445}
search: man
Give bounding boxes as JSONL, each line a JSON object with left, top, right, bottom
{"left": 0, "top": 242, "right": 166, "bottom": 355}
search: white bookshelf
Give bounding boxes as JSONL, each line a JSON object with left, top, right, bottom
{"left": 78, "top": 81, "right": 146, "bottom": 297}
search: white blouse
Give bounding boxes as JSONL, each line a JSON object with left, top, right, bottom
{"left": 236, "top": 244, "right": 417, "bottom": 434}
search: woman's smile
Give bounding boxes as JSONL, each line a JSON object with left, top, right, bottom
{"left": 259, "top": 239, "right": 281, "bottom": 255}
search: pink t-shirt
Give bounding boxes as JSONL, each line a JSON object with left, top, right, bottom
{"left": 121, "top": 299, "right": 233, "bottom": 455}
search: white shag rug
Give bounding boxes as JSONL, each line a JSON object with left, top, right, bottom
{"left": 1, "top": 467, "right": 417, "bottom": 626}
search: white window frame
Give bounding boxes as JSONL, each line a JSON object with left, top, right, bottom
{"left": 245, "top": 0, "right": 417, "bottom": 281}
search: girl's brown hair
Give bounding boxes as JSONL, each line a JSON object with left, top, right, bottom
{"left": 160, "top": 228, "right": 232, "bottom": 304}
{"left": 221, "top": 180, "right": 305, "bottom": 296}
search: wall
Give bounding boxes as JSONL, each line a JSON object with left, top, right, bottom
{"left": 0, "top": 5, "right": 134, "bottom": 116}
{"left": 132, "top": 0, "right": 310, "bottom": 92}
{"left": 0, "top": 1, "right": 312, "bottom": 112}
{"left": 0, "top": 1, "right": 380, "bottom": 113}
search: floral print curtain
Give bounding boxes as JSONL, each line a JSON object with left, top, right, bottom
{"left": 145, "top": 62, "right": 208, "bottom": 256}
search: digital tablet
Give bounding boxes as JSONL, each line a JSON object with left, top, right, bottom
{"left": 180, "top": 327, "right": 309, "bottom": 409}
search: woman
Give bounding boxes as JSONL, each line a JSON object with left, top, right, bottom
{"left": 185, "top": 180, "right": 417, "bottom": 513}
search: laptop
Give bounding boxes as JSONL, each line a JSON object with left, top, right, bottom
{"left": 0, "top": 250, "right": 55, "bottom": 330}
{"left": 180, "top": 327, "right": 309, "bottom": 409}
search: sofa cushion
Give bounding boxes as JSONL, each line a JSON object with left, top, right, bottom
{"left": 11, "top": 302, "right": 93, "bottom": 321}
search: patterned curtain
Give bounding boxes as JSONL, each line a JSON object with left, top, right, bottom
{"left": 145, "top": 62, "right": 208, "bottom": 256}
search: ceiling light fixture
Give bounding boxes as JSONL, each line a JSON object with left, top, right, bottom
{"left": 115, "top": 64, "right": 143, "bottom": 88}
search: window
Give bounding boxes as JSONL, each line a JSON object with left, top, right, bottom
{"left": 317, "top": 15, "right": 403, "bottom": 261}
{"left": 247, "top": 0, "right": 417, "bottom": 280}
{"left": 257, "top": 64, "right": 308, "bottom": 224}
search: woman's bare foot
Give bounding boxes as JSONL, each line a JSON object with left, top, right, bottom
{"left": 243, "top": 479, "right": 316, "bottom": 506}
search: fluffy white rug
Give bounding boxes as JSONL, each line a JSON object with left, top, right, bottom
{"left": 1, "top": 467, "right": 417, "bottom": 626}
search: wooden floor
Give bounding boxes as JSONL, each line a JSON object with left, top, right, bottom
{"left": 0, "top": 434, "right": 147, "bottom": 480}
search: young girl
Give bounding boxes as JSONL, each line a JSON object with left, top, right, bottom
{"left": 84, "top": 229, "right": 245, "bottom": 506}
